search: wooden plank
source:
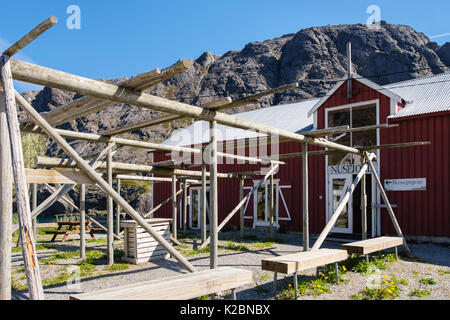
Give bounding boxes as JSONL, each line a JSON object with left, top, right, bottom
{"left": 25, "top": 168, "right": 95, "bottom": 185}
{"left": 107, "top": 147, "right": 114, "bottom": 266}
{"left": 302, "top": 142, "right": 309, "bottom": 251}
{"left": 209, "top": 121, "right": 218, "bottom": 269}
{"left": 261, "top": 249, "right": 348, "bottom": 274}
{"left": 341, "top": 236, "right": 403, "bottom": 255}
{"left": 70, "top": 267, "right": 253, "bottom": 300}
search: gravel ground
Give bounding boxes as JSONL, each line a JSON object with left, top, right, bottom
{"left": 11, "top": 231, "right": 450, "bottom": 300}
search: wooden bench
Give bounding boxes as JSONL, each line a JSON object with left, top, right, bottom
{"left": 261, "top": 249, "right": 348, "bottom": 299}
{"left": 341, "top": 236, "right": 404, "bottom": 261}
{"left": 69, "top": 267, "right": 253, "bottom": 300}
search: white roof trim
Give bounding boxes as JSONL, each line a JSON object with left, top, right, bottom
{"left": 307, "top": 74, "right": 403, "bottom": 117}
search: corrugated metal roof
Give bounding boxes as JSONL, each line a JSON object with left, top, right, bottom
{"left": 161, "top": 99, "right": 318, "bottom": 147}
{"left": 386, "top": 72, "right": 450, "bottom": 118}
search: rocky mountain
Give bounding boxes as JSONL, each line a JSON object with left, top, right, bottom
{"left": 22, "top": 21, "right": 450, "bottom": 216}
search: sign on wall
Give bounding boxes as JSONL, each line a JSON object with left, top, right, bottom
{"left": 384, "top": 178, "right": 427, "bottom": 191}
{"left": 328, "top": 164, "right": 373, "bottom": 175}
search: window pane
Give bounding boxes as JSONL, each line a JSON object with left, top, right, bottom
{"left": 332, "top": 178, "right": 349, "bottom": 229}
{"left": 352, "top": 104, "right": 377, "bottom": 164}
{"left": 328, "top": 108, "right": 351, "bottom": 166}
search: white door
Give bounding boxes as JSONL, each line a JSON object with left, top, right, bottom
{"left": 328, "top": 175, "right": 353, "bottom": 234}
{"left": 253, "top": 181, "right": 279, "bottom": 227}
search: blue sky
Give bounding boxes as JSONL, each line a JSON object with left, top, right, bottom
{"left": 1, "top": 0, "right": 449, "bottom": 92}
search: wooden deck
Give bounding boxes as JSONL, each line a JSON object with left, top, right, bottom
{"left": 341, "top": 236, "right": 403, "bottom": 255}
{"left": 261, "top": 249, "right": 348, "bottom": 275}
{"left": 69, "top": 267, "right": 253, "bottom": 300}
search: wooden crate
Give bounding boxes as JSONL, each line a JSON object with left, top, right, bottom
{"left": 121, "top": 218, "right": 172, "bottom": 264}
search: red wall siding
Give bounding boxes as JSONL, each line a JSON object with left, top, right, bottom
{"left": 381, "top": 113, "right": 450, "bottom": 237}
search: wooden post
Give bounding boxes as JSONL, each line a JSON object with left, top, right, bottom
{"left": 116, "top": 178, "right": 121, "bottom": 234}
{"left": 107, "top": 146, "right": 114, "bottom": 265}
{"left": 0, "top": 91, "right": 12, "bottom": 300}
{"left": 303, "top": 142, "right": 309, "bottom": 251}
{"left": 80, "top": 184, "right": 86, "bottom": 259}
{"left": 269, "top": 165, "right": 274, "bottom": 239}
{"left": 172, "top": 175, "right": 178, "bottom": 241}
{"left": 361, "top": 154, "right": 367, "bottom": 240}
{"left": 347, "top": 42, "right": 352, "bottom": 99}
{"left": 239, "top": 177, "right": 245, "bottom": 238}
{"left": 1, "top": 54, "right": 44, "bottom": 299}
{"left": 366, "top": 155, "right": 413, "bottom": 257}
{"left": 209, "top": 121, "right": 218, "bottom": 269}
{"left": 31, "top": 183, "right": 38, "bottom": 237}
{"left": 201, "top": 158, "right": 207, "bottom": 244}
{"left": 183, "top": 179, "right": 187, "bottom": 232}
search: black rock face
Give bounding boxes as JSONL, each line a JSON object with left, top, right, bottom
{"left": 20, "top": 22, "right": 449, "bottom": 216}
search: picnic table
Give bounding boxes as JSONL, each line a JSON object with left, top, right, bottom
{"left": 44, "top": 221, "right": 104, "bottom": 242}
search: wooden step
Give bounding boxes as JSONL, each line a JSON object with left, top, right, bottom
{"left": 69, "top": 267, "right": 253, "bottom": 300}
{"left": 341, "top": 236, "right": 403, "bottom": 255}
{"left": 261, "top": 249, "right": 348, "bottom": 274}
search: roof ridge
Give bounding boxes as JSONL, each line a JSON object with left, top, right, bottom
{"left": 384, "top": 72, "right": 450, "bottom": 88}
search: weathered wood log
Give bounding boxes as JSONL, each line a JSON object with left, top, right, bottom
{"left": 22, "top": 60, "right": 190, "bottom": 126}
{"left": 1, "top": 55, "right": 44, "bottom": 299}
{"left": 209, "top": 121, "right": 218, "bottom": 269}
{"left": 80, "top": 184, "right": 86, "bottom": 259}
{"left": 115, "top": 174, "right": 199, "bottom": 184}
{"left": 0, "top": 92, "right": 12, "bottom": 300}
{"left": 35, "top": 156, "right": 254, "bottom": 179}
{"left": 116, "top": 178, "right": 121, "bottom": 235}
{"left": 14, "top": 89, "right": 197, "bottom": 273}
{"left": 171, "top": 175, "right": 178, "bottom": 241}
{"left": 107, "top": 147, "right": 114, "bottom": 265}
{"left": 302, "top": 143, "right": 309, "bottom": 251}
{"left": 2, "top": 17, "right": 57, "bottom": 57}
{"left": 201, "top": 160, "right": 207, "bottom": 243}
{"left": 100, "top": 97, "right": 233, "bottom": 136}
{"left": 25, "top": 168, "right": 95, "bottom": 184}
{"left": 10, "top": 59, "right": 360, "bottom": 155}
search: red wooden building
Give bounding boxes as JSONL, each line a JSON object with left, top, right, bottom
{"left": 151, "top": 72, "right": 450, "bottom": 242}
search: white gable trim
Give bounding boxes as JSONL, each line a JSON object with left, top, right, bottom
{"left": 307, "top": 74, "right": 403, "bottom": 117}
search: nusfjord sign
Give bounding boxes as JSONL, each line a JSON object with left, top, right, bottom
{"left": 384, "top": 178, "right": 427, "bottom": 191}
{"left": 328, "top": 164, "right": 374, "bottom": 175}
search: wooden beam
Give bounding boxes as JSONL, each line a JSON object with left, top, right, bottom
{"left": 80, "top": 184, "right": 86, "bottom": 259}
{"left": 172, "top": 175, "right": 178, "bottom": 241}
{"left": 366, "top": 155, "right": 413, "bottom": 257}
{"left": 239, "top": 177, "right": 245, "bottom": 238}
{"left": 100, "top": 97, "right": 233, "bottom": 136}
{"left": 201, "top": 159, "right": 207, "bottom": 244}
{"left": 25, "top": 168, "right": 95, "bottom": 185}
{"left": 302, "top": 142, "right": 309, "bottom": 251}
{"left": 1, "top": 55, "right": 44, "bottom": 299}
{"left": 2, "top": 17, "right": 57, "bottom": 57}
{"left": 209, "top": 121, "right": 218, "bottom": 269}
{"left": 0, "top": 91, "right": 12, "bottom": 300}
{"left": 107, "top": 147, "right": 114, "bottom": 265}
{"left": 183, "top": 179, "right": 188, "bottom": 232}
{"left": 269, "top": 165, "right": 274, "bottom": 239}
{"left": 116, "top": 174, "right": 199, "bottom": 184}
{"left": 22, "top": 60, "right": 190, "bottom": 127}
{"left": 311, "top": 153, "right": 376, "bottom": 251}
{"left": 116, "top": 178, "right": 121, "bottom": 234}
{"left": 14, "top": 88, "right": 197, "bottom": 273}
{"left": 361, "top": 153, "right": 367, "bottom": 240}
{"left": 10, "top": 59, "right": 360, "bottom": 155}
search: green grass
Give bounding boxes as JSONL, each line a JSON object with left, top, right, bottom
{"left": 351, "top": 275, "right": 404, "bottom": 300}
{"left": 105, "top": 263, "right": 129, "bottom": 272}
{"left": 418, "top": 278, "right": 436, "bottom": 285}
{"left": 278, "top": 277, "right": 331, "bottom": 300}
{"left": 438, "top": 269, "right": 450, "bottom": 275}
{"left": 254, "top": 241, "right": 276, "bottom": 249}
{"left": 409, "top": 288, "right": 431, "bottom": 297}
{"left": 223, "top": 241, "right": 249, "bottom": 252}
